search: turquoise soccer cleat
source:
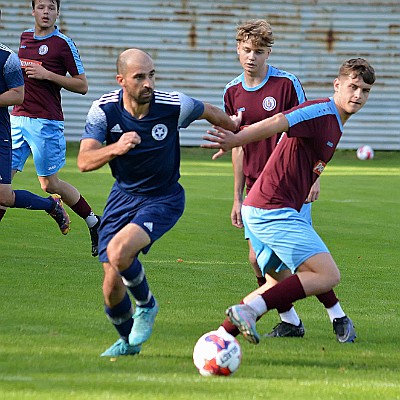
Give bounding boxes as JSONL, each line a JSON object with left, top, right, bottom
{"left": 129, "top": 301, "right": 159, "bottom": 347}
{"left": 100, "top": 338, "right": 141, "bottom": 357}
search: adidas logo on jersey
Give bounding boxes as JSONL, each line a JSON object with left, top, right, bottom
{"left": 110, "top": 124, "right": 123, "bottom": 133}
{"left": 144, "top": 222, "right": 153, "bottom": 232}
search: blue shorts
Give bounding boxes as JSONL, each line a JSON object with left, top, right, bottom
{"left": 299, "top": 202, "right": 312, "bottom": 224}
{"left": 11, "top": 115, "right": 66, "bottom": 176}
{"left": 244, "top": 201, "right": 313, "bottom": 273}
{"left": 244, "top": 201, "right": 312, "bottom": 240}
{"left": 98, "top": 182, "right": 185, "bottom": 263}
{"left": 0, "top": 138, "right": 12, "bottom": 184}
{"left": 242, "top": 205, "right": 329, "bottom": 275}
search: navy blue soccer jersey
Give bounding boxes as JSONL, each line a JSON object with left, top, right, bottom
{"left": 83, "top": 89, "right": 204, "bottom": 195}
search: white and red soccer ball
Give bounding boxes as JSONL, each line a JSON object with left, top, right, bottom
{"left": 356, "top": 145, "right": 374, "bottom": 160}
{"left": 193, "top": 330, "right": 242, "bottom": 376}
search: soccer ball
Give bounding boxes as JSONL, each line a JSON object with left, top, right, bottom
{"left": 193, "top": 330, "right": 242, "bottom": 376}
{"left": 356, "top": 145, "right": 374, "bottom": 160}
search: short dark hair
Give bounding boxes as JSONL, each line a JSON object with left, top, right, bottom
{"left": 32, "top": 0, "right": 60, "bottom": 11}
{"left": 339, "top": 58, "right": 376, "bottom": 85}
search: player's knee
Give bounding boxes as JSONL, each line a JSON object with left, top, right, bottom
{"left": 106, "top": 248, "right": 122, "bottom": 269}
{"left": 330, "top": 268, "right": 341, "bottom": 287}
{"left": 321, "top": 265, "right": 341, "bottom": 290}
{"left": 107, "top": 243, "right": 131, "bottom": 270}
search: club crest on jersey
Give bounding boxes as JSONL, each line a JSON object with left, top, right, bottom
{"left": 313, "top": 160, "right": 326, "bottom": 176}
{"left": 152, "top": 124, "right": 168, "bottom": 141}
{"left": 38, "top": 45, "right": 49, "bottom": 56}
{"left": 262, "top": 96, "right": 277, "bottom": 111}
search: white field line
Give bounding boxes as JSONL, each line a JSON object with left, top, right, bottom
{"left": 1, "top": 374, "right": 399, "bottom": 389}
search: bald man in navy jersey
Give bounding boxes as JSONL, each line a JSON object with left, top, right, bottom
{"left": 78, "top": 48, "right": 241, "bottom": 357}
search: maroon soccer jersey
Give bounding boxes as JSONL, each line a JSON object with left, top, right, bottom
{"left": 12, "top": 27, "right": 85, "bottom": 121}
{"left": 223, "top": 65, "right": 306, "bottom": 193}
{"left": 244, "top": 98, "right": 343, "bottom": 212}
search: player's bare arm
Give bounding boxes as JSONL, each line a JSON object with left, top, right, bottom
{"left": 231, "top": 146, "right": 245, "bottom": 228}
{"left": 202, "top": 113, "right": 289, "bottom": 158}
{"left": 0, "top": 85, "right": 24, "bottom": 107}
{"left": 305, "top": 178, "right": 321, "bottom": 203}
{"left": 200, "top": 103, "right": 241, "bottom": 132}
{"left": 24, "top": 64, "right": 88, "bottom": 94}
{"left": 78, "top": 132, "right": 141, "bottom": 172}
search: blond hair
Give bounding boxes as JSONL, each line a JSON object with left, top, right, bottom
{"left": 236, "top": 19, "right": 274, "bottom": 48}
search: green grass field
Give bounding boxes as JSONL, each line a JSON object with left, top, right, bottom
{"left": 1, "top": 145, "right": 399, "bottom": 400}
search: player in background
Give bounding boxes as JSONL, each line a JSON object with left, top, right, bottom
{"left": 0, "top": 41, "right": 70, "bottom": 231}
{"left": 7, "top": 0, "right": 100, "bottom": 255}
{"left": 203, "top": 58, "right": 375, "bottom": 345}
{"left": 77, "top": 48, "right": 241, "bottom": 357}
{"left": 224, "top": 19, "right": 354, "bottom": 341}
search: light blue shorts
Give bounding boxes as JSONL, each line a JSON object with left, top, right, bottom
{"left": 299, "top": 202, "right": 312, "bottom": 224}
{"left": 11, "top": 115, "right": 66, "bottom": 177}
{"left": 244, "top": 201, "right": 312, "bottom": 240}
{"left": 242, "top": 205, "right": 329, "bottom": 275}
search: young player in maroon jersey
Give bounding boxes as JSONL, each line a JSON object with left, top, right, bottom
{"left": 223, "top": 19, "right": 354, "bottom": 341}
{"left": 7, "top": 0, "right": 100, "bottom": 256}
{"left": 0, "top": 41, "right": 70, "bottom": 233}
{"left": 203, "top": 58, "right": 375, "bottom": 344}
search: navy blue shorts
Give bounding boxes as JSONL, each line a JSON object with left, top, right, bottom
{"left": 98, "top": 182, "right": 185, "bottom": 262}
{"left": 0, "top": 140, "right": 12, "bottom": 184}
